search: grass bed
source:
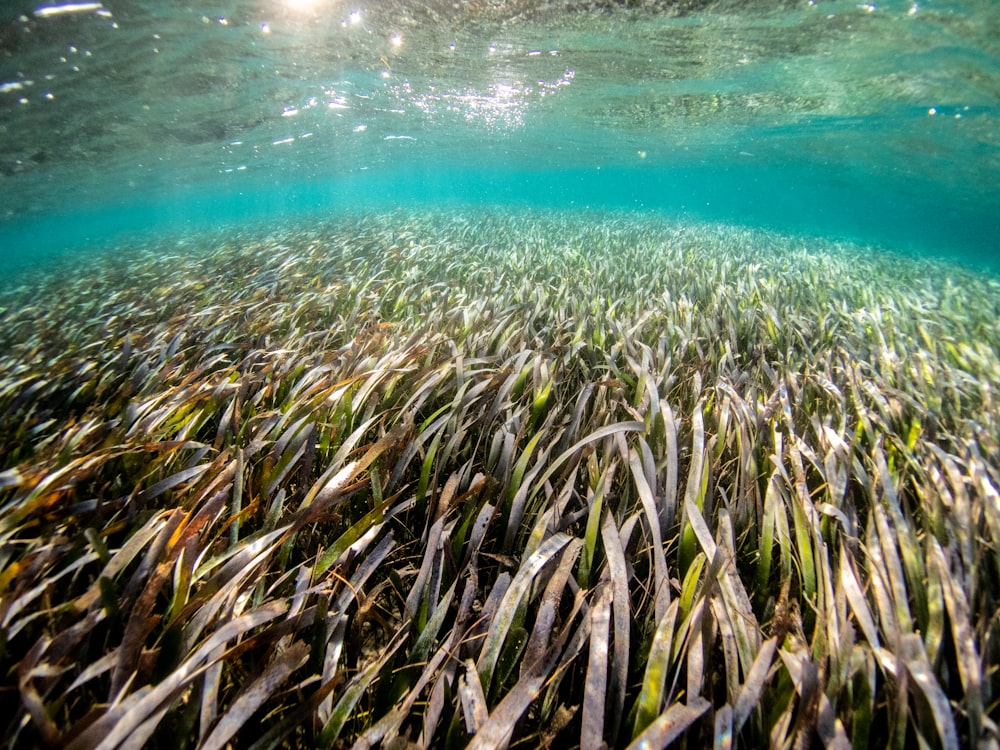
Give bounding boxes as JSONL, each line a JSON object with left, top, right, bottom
{"left": 1, "top": 210, "right": 998, "bottom": 749}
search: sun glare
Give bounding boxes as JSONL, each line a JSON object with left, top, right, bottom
{"left": 283, "top": 0, "right": 320, "bottom": 11}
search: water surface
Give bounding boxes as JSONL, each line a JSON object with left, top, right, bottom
{"left": 1, "top": 0, "right": 997, "bottom": 272}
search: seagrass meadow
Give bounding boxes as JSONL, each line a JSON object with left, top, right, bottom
{"left": 1, "top": 210, "right": 998, "bottom": 750}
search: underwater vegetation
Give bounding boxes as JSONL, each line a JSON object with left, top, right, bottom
{"left": 0, "top": 210, "right": 998, "bottom": 749}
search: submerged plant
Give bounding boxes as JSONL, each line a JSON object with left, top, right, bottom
{"left": 0, "top": 210, "right": 998, "bottom": 749}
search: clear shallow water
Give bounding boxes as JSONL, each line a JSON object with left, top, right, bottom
{"left": 0, "top": 0, "right": 998, "bottom": 272}
{"left": 2, "top": 7, "right": 1000, "bottom": 746}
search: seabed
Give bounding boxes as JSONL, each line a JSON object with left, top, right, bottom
{"left": 1, "top": 210, "right": 998, "bottom": 749}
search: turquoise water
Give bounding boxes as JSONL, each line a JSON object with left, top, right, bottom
{"left": 0, "top": 0, "right": 998, "bottom": 272}
{"left": 2, "top": 6, "right": 1000, "bottom": 746}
